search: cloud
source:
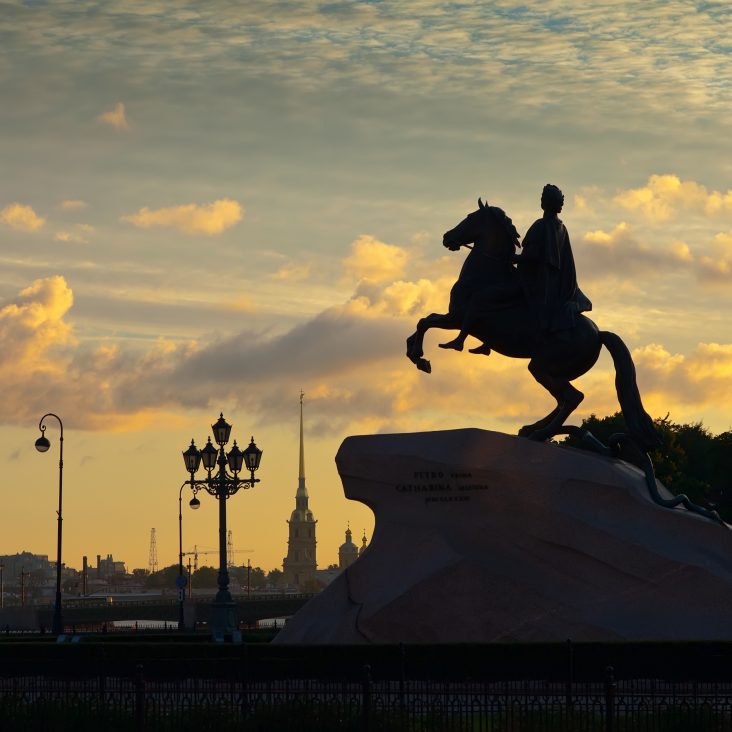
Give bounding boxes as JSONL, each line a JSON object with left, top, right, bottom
{"left": 0, "top": 266, "right": 730, "bottom": 442}
{"left": 0, "top": 276, "right": 75, "bottom": 381}
{"left": 614, "top": 175, "right": 732, "bottom": 222}
{"left": 579, "top": 222, "right": 693, "bottom": 280}
{"left": 59, "top": 200, "right": 88, "bottom": 211}
{"left": 96, "top": 102, "right": 129, "bottom": 131}
{"left": 225, "top": 294, "right": 256, "bottom": 312}
{"left": 122, "top": 199, "right": 243, "bottom": 236}
{"left": 53, "top": 224, "right": 94, "bottom": 244}
{"left": 697, "top": 231, "right": 732, "bottom": 283}
{"left": 54, "top": 224, "right": 94, "bottom": 243}
{"left": 632, "top": 342, "right": 732, "bottom": 414}
{"left": 0, "top": 203, "right": 45, "bottom": 231}
{"left": 342, "top": 235, "right": 410, "bottom": 283}
{"left": 272, "top": 261, "right": 313, "bottom": 281}
{"left": 348, "top": 276, "right": 451, "bottom": 318}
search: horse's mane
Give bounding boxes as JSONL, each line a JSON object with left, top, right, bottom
{"left": 487, "top": 206, "right": 521, "bottom": 249}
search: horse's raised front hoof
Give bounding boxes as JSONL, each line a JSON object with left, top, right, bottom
{"left": 405, "top": 333, "right": 423, "bottom": 361}
{"left": 416, "top": 358, "right": 432, "bottom": 374}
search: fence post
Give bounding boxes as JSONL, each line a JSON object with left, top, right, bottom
{"left": 399, "top": 642, "right": 406, "bottom": 714}
{"left": 362, "top": 663, "right": 372, "bottom": 732}
{"left": 565, "top": 638, "right": 573, "bottom": 715}
{"left": 134, "top": 663, "right": 146, "bottom": 731}
{"left": 604, "top": 665, "right": 616, "bottom": 732}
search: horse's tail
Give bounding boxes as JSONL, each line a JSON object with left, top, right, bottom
{"left": 600, "top": 330, "right": 663, "bottom": 452}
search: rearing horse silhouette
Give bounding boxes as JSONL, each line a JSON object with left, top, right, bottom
{"left": 406, "top": 199, "right": 662, "bottom": 451}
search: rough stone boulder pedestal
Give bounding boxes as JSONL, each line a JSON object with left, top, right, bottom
{"left": 274, "top": 429, "right": 732, "bottom": 644}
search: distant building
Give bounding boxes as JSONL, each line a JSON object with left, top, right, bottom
{"left": 0, "top": 552, "right": 53, "bottom": 579}
{"left": 315, "top": 528, "right": 369, "bottom": 588}
{"left": 282, "top": 393, "right": 317, "bottom": 590}
{"left": 338, "top": 526, "right": 358, "bottom": 569}
{"left": 96, "top": 553, "right": 126, "bottom": 578}
{"left": 359, "top": 530, "right": 368, "bottom": 556}
{"left": 0, "top": 552, "right": 55, "bottom": 605}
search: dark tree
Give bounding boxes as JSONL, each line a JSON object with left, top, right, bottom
{"left": 266, "top": 568, "right": 283, "bottom": 588}
{"left": 144, "top": 564, "right": 180, "bottom": 589}
{"left": 192, "top": 566, "right": 218, "bottom": 588}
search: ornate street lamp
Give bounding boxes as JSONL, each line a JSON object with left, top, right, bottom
{"left": 180, "top": 413, "right": 262, "bottom": 640}
{"left": 34, "top": 413, "right": 65, "bottom": 636}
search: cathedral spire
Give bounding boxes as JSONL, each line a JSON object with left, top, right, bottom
{"left": 283, "top": 390, "right": 317, "bottom": 590}
{"left": 297, "top": 390, "right": 308, "bottom": 499}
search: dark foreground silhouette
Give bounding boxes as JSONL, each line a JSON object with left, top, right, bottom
{"left": 406, "top": 197, "right": 662, "bottom": 452}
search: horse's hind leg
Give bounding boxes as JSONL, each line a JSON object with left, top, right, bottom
{"left": 519, "top": 360, "right": 584, "bottom": 440}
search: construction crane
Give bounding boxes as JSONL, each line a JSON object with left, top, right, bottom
{"left": 183, "top": 544, "right": 253, "bottom": 571}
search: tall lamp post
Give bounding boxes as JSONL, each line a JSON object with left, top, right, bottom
{"left": 34, "top": 413, "right": 65, "bottom": 636}
{"left": 177, "top": 481, "right": 200, "bottom": 631}
{"left": 181, "top": 413, "right": 262, "bottom": 640}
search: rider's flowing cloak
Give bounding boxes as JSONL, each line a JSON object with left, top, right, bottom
{"left": 519, "top": 213, "right": 591, "bottom": 334}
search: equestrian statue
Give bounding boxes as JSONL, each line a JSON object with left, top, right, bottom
{"left": 406, "top": 185, "right": 663, "bottom": 453}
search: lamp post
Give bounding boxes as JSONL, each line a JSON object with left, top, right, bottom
{"left": 181, "top": 413, "right": 262, "bottom": 640}
{"left": 177, "top": 481, "right": 200, "bottom": 631}
{"left": 34, "top": 413, "right": 64, "bottom": 636}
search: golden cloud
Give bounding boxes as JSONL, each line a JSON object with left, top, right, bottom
{"left": 584, "top": 222, "right": 631, "bottom": 247}
{"left": 0, "top": 203, "right": 45, "bottom": 231}
{"left": 0, "top": 276, "right": 75, "bottom": 378}
{"left": 122, "top": 198, "right": 243, "bottom": 235}
{"left": 96, "top": 102, "right": 129, "bottom": 131}
{"left": 631, "top": 342, "right": 732, "bottom": 413}
{"left": 614, "top": 174, "right": 732, "bottom": 222}
{"left": 342, "top": 235, "right": 409, "bottom": 283}
{"left": 59, "top": 199, "right": 89, "bottom": 210}
{"left": 697, "top": 231, "right": 732, "bottom": 282}
{"left": 579, "top": 221, "right": 698, "bottom": 281}
{"left": 1, "top": 263, "right": 730, "bottom": 442}
{"left": 348, "top": 276, "right": 452, "bottom": 318}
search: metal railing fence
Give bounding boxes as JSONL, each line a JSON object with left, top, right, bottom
{"left": 3, "top": 664, "right": 732, "bottom": 731}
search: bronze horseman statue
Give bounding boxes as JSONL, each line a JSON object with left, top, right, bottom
{"left": 406, "top": 185, "right": 663, "bottom": 453}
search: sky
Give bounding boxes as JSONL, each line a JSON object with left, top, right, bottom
{"left": 2, "top": 0, "right": 732, "bottom": 574}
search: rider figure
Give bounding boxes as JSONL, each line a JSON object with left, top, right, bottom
{"left": 439, "top": 184, "right": 590, "bottom": 354}
{"left": 518, "top": 184, "right": 591, "bottom": 339}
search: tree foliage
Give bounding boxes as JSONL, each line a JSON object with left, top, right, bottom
{"left": 192, "top": 566, "right": 219, "bottom": 587}
{"left": 143, "top": 564, "right": 181, "bottom": 589}
{"left": 563, "top": 412, "right": 732, "bottom": 520}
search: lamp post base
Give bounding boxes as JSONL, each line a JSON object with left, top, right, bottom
{"left": 210, "top": 600, "right": 238, "bottom": 641}
{"left": 52, "top": 599, "right": 63, "bottom": 637}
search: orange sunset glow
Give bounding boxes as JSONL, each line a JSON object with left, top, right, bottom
{"left": 2, "top": 1, "right": 732, "bottom": 573}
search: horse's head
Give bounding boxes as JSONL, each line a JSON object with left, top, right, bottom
{"left": 442, "top": 198, "right": 519, "bottom": 259}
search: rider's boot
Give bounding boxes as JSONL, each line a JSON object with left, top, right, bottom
{"left": 439, "top": 333, "right": 466, "bottom": 351}
{"left": 468, "top": 342, "right": 492, "bottom": 356}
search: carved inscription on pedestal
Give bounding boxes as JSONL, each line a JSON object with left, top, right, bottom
{"left": 394, "top": 471, "right": 491, "bottom": 505}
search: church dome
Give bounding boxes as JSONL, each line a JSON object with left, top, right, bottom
{"left": 339, "top": 527, "right": 357, "bottom": 555}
